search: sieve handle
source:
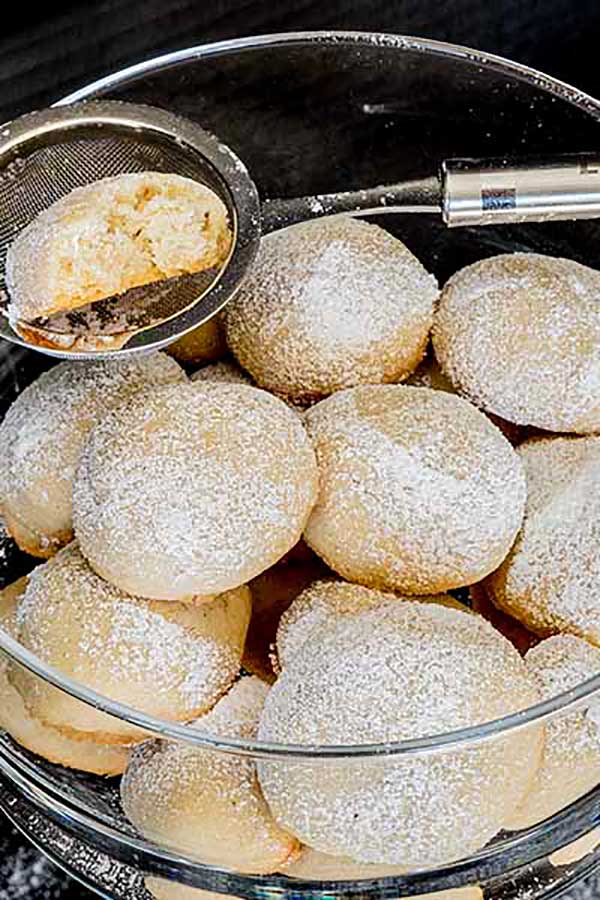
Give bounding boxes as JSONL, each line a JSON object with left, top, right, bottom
{"left": 261, "top": 154, "right": 600, "bottom": 232}
{"left": 260, "top": 176, "right": 441, "bottom": 233}
{"left": 442, "top": 154, "right": 600, "bottom": 226}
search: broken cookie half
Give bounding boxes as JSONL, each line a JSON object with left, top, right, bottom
{"left": 5, "top": 171, "right": 232, "bottom": 351}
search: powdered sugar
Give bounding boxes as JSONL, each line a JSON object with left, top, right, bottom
{"left": 0, "top": 574, "right": 131, "bottom": 775}
{"left": 0, "top": 844, "right": 61, "bottom": 900}
{"left": 277, "top": 579, "right": 400, "bottom": 669}
{"left": 525, "top": 636, "right": 600, "bottom": 732}
{"left": 75, "top": 597, "right": 223, "bottom": 705}
{"left": 190, "top": 359, "right": 308, "bottom": 416}
{"left": 276, "top": 579, "right": 464, "bottom": 672}
{"left": 192, "top": 674, "right": 269, "bottom": 739}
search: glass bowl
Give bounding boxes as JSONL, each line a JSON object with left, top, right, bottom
{"left": 1, "top": 775, "right": 600, "bottom": 900}
{"left": 1, "top": 30, "right": 600, "bottom": 900}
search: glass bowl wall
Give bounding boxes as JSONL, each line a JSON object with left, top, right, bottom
{"left": 1, "top": 774, "right": 600, "bottom": 900}
{"left": 0, "top": 31, "right": 600, "bottom": 900}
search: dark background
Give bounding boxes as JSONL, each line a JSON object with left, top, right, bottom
{"left": 3, "top": 0, "right": 600, "bottom": 124}
{"left": 1, "top": 1, "right": 600, "bottom": 898}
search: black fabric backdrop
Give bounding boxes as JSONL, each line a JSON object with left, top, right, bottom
{"left": 3, "top": 0, "right": 600, "bottom": 122}
{"left": 1, "top": 2, "right": 600, "bottom": 897}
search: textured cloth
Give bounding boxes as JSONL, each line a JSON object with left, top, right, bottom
{"left": 1, "top": 0, "right": 600, "bottom": 122}
{"left": 0, "top": 825, "right": 64, "bottom": 899}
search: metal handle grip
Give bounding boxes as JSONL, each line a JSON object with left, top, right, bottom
{"left": 442, "top": 154, "right": 600, "bottom": 227}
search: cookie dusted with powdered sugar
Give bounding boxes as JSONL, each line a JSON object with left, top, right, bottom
{"left": 6, "top": 172, "right": 231, "bottom": 323}
{"left": 304, "top": 384, "right": 526, "bottom": 594}
{"left": 485, "top": 434, "right": 600, "bottom": 643}
{"left": 433, "top": 253, "right": 600, "bottom": 433}
{"left": 122, "top": 677, "right": 300, "bottom": 873}
{"left": 73, "top": 381, "right": 318, "bottom": 600}
{"left": 258, "top": 600, "right": 541, "bottom": 867}
{"left": 0, "top": 353, "right": 185, "bottom": 558}
{"left": 276, "top": 579, "right": 464, "bottom": 671}
{"left": 190, "top": 359, "right": 253, "bottom": 386}
{"left": 224, "top": 218, "right": 438, "bottom": 405}
{"left": 0, "top": 576, "right": 131, "bottom": 774}
{"left": 11, "top": 543, "right": 250, "bottom": 744}
{"left": 509, "top": 635, "right": 600, "bottom": 829}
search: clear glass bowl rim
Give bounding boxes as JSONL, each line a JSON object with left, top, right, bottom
{"left": 0, "top": 30, "right": 599, "bottom": 761}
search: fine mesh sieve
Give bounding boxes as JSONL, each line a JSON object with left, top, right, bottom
{"left": 0, "top": 101, "right": 261, "bottom": 359}
{"left": 1, "top": 99, "right": 600, "bottom": 359}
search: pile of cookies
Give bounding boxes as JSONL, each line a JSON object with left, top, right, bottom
{"left": 0, "top": 215, "right": 599, "bottom": 892}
